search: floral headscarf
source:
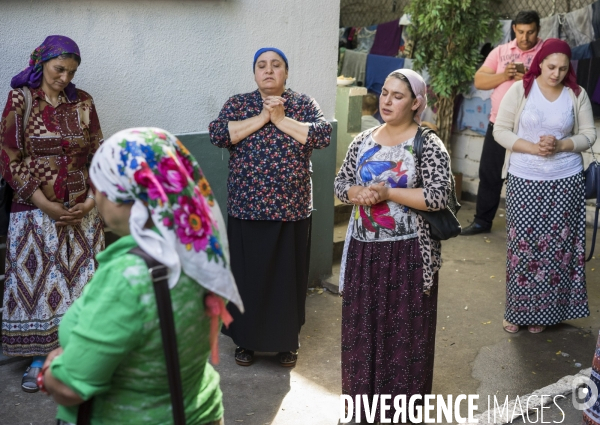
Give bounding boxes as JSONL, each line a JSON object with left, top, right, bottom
{"left": 89, "top": 127, "right": 243, "bottom": 313}
{"left": 11, "top": 35, "right": 81, "bottom": 101}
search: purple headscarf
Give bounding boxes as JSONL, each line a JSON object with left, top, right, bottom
{"left": 10, "top": 35, "right": 81, "bottom": 101}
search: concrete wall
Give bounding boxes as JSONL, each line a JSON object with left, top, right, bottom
{"left": 0, "top": 1, "right": 341, "bottom": 283}
{"left": 0, "top": 0, "right": 340, "bottom": 137}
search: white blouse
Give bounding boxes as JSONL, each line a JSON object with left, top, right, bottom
{"left": 509, "top": 80, "right": 582, "bottom": 181}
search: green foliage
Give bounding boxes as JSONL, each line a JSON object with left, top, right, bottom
{"left": 406, "top": 0, "right": 502, "bottom": 99}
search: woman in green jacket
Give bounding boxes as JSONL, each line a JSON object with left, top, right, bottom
{"left": 36, "top": 127, "right": 243, "bottom": 425}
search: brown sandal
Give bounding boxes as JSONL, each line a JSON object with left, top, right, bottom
{"left": 503, "top": 319, "right": 520, "bottom": 334}
{"left": 278, "top": 351, "right": 298, "bottom": 367}
{"left": 234, "top": 347, "right": 254, "bottom": 366}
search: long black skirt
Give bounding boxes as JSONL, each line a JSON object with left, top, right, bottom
{"left": 222, "top": 216, "right": 311, "bottom": 352}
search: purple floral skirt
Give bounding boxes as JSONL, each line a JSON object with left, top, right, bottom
{"left": 505, "top": 173, "right": 589, "bottom": 326}
{"left": 341, "top": 237, "right": 438, "bottom": 417}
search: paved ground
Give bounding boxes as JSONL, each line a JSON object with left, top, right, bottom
{"left": 2, "top": 201, "right": 600, "bottom": 424}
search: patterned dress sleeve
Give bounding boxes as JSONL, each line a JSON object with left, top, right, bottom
{"left": 334, "top": 133, "right": 364, "bottom": 204}
{"left": 208, "top": 96, "right": 240, "bottom": 149}
{"left": 0, "top": 89, "right": 40, "bottom": 200}
{"left": 421, "top": 133, "right": 451, "bottom": 211}
{"left": 303, "top": 97, "right": 332, "bottom": 149}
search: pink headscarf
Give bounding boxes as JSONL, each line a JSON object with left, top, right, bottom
{"left": 389, "top": 68, "right": 428, "bottom": 124}
{"left": 522, "top": 38, "right": 581, "bottom": 97}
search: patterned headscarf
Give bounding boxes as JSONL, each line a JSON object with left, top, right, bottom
{"left": 89, "top": 128, "right": 243, "bottom": 313}
{"left": 388, "top": 69, "right": 428, "bottom": 124}
{"left": 522, "top": 38, "right": 581, "bottom": 97}
{"left": 10, "top": 35, "right": 80, "bottom": 101}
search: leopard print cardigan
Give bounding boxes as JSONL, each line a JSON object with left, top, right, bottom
{"left": 334, "top": 126, "right": 452, "bottom": 293}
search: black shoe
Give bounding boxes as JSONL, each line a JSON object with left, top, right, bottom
{"left": 460, "top": 222, "right": 491, "bottom": 236}
{"left": 278, "top": 351, "right": 298, "bottom": 367}
{"left": 21, "top": 366, "right": 40, "bottom": 393}
{"left": 234, "top": 347, "right": 254, "bottom": 366}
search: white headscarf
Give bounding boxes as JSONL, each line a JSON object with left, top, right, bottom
{"left": 90, "top": 127, "right": 243, "bottom": 312}
{"left": 390, "top": 68, "right": 428, "bottom": 124}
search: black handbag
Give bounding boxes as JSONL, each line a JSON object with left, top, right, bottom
{"left": 412, "top": 126, "right": 462, "bottom": 241}
{"left": 77, "top": 248, "right": 186, "bottom": 425}
{"left": 584, "top": 143, "right": 600, "bottom": 261}
{"left": 0, "top": 87, "right": 31, "bottom": 236}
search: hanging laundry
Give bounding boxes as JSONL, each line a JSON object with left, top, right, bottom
{"left": 571, "top": 60, "right": 579, "bottom": 75}
{"left": 355, "top": 26, "right": 377, "bottom": 53}
{"left": 399, "top": 26, "right": 414, "bottom": 58}
{"left": 399, "top": 14, "right": 411, "bottom": 26}
{"left": 592, "top": 1, "right": 600, "bottom": 39}
{"left": 341, "top": 49, "right": 368, "bottom": 86}
{"left": 498, "top": 20, "right": 513, "bottom": 45}
{"left": 365, "top": 54, "right": 405, "bottom": 94}
{"left": 592, "top": 74, "right": 600, "bottom": 104}
{"left": 591, "top": 38, "right": 600, "bottom": 57}
{"left": 539, "top": 15, "right": 560, "bottom": 40}
{"left": 463, "top": 82, "right": 492, "bottom": 102}
{"left": 572, "top": 43, "right": 593, "bottom": 60}
{"left": 562, "top": 5, "right": 594, "bottom": 48}
{"left": 456, "top": 96, "right": 492, "bottom": 136}
{"left": 370, "top": 18, "right": 402, "bottom": 57}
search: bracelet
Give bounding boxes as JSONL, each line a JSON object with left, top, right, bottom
{"left": 37, "top": 365, "right": 49, "bottom": 394}
{"left": 86, "top": 195, "right": 95, "bottom": 203}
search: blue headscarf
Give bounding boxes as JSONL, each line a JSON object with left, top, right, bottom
{"left": 253, "top": 47, "right": 288, "bottom": 71}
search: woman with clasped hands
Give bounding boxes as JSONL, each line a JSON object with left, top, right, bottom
{"left": 335, "top": 69, "right": 451, "bottom": 420}
{"left": 209, "top": 47, "right": 331, "bottom": 367}
{"left": 0, "top": 35, "right": 104, "bottom": 392}
{"left": 493, "top": 38, "right": 596, "bottom": 334}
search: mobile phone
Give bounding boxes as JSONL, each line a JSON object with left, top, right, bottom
{"left": 514, "top": 62, "right": 525, "bottom": 74}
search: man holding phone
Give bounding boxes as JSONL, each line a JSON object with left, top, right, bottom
{"left": 461, "top": 10, "right": 544, "bottom": 235}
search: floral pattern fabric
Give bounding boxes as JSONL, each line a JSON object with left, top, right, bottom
{"left": 89, "top": 127, "right": 242, "bottom": 310}
{"left": 350, "top": 134, "right": 418, "bottom": 241}
{"left": 0, "top": 87, "right": 103, "bottom": 207}
{"left": 208, "top": 89, "right": 332, "bottom": 221}
{"left": 335, "top": 126, "right": 451, "bottom": 293}
{"left": 505, "top": 173, "right": 589, "bottom": 325}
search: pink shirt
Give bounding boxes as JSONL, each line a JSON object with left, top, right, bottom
{"left": 483, "top": 38, "right": 543, "bottom": 123}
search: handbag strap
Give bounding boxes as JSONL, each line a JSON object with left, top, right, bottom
{"left": 129, "top": 246, "right": 186, "bottom": 425}
{"left": 586, "top": 139, "right": 600, "bottom": 262}
{"left": 587, "top": 206, "right": 599, "bottom": 262}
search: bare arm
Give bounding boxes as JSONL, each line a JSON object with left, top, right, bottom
{"left": 474, "top": 64, "right": 524, "bottom": 90}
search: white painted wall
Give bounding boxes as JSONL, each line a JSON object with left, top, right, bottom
{"left": 0, "top": 0, "right": 340, "bottom": 138}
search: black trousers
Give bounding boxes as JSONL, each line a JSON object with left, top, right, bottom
{"left": 474, "top": 122, "right": 506, "bottom": 228}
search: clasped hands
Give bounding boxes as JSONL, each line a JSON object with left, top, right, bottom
{"left": 261, "top": 96, "right": 286, "bottom": 126}
{"left": 532, "top": 135, "right": 561, "bottom": 157}
{"left": 43, "top": 198, "right": 95, "bottom": 226}
{"left": 351, "top": 182, "right": 389, "bottom": 206}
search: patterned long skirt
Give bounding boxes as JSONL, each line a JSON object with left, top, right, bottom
{"left": 1, "top": 208, "right": 104, "bottom": 356}
{"left": 505, "top": 173, "right": 589, "bottom": 326}
{"left": 341, "top": 237, "right": 438, "bottom": 419}
{"left": 583, "top": 331, "right": 600, "bottom": 424}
